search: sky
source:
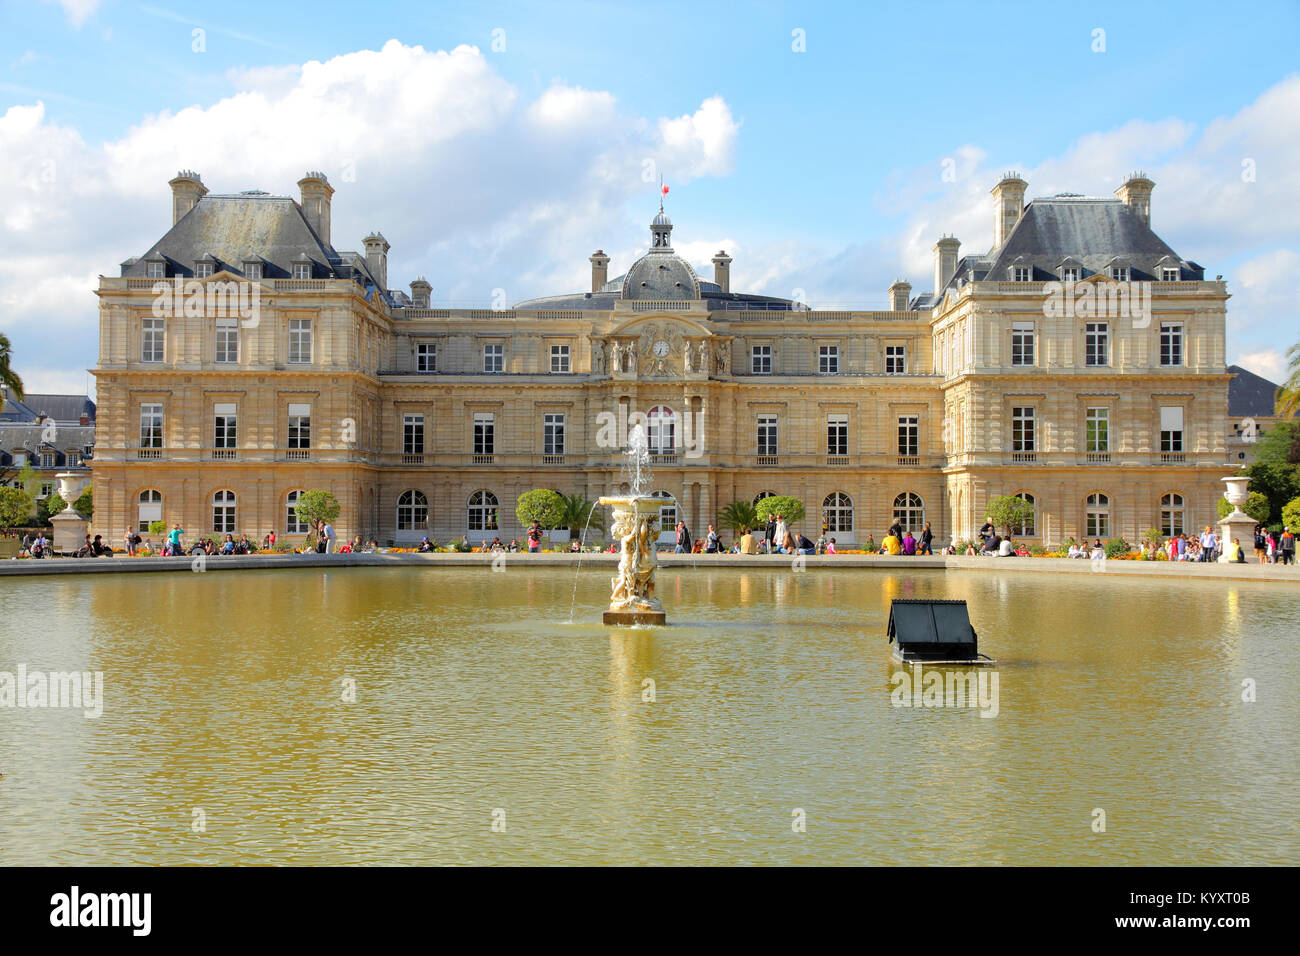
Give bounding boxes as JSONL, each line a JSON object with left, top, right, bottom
{"left": 2, "top": 0, "right": 1298, "bottom": 399}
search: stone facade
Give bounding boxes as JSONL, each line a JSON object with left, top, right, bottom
{"left": 89, "top": 171, "right": 1233, "bottom": 547}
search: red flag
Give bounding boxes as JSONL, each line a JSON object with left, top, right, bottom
{"left": 661, "top": 183, "right": 669, "bottom": 197}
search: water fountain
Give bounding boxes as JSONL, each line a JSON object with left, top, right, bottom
{"left": 597, "top": 425, "right": 669, "bottom": 626}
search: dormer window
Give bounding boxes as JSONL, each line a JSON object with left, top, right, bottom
{"left": 1161, "top": 267, "right": 1179, "bottom": 282}
{"left": 293, "top": 262, "right": 312, "bottom": 280}
{"left": 1109, "top": 265, "right": 1130, "bottom": 281}
{"left": 244, "top": 260, "right": 263, "bottom": 280}
{"left": 1013, "top": 266, "right": 1032, "bottom": 282}
{"left": 195, "top": 263, "right": 213, "bottom": 278}
{"left": 1061, "top": 267, "right": 1079, "bottom": 283}
{"left": 145, "top": 258, "right": 165, "bottom": 279}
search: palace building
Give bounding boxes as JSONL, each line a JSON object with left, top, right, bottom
{"left": 89, "top": 169, "right": 1232, "bottom": 547}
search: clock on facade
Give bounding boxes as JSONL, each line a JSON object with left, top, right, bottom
{"left": 653, "top": 340, "right": 670, "bottom": 357}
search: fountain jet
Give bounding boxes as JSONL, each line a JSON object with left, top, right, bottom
{"left": 598, "top": 425, "right": 668, "bottom": 626}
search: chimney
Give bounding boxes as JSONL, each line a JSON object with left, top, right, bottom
{"left": 168, "top": 170, "right": 207, "bottom": 226}
{"left": 1115, "top": 171, "right": 1154, "bottom": 226}
{"left": 589, "top": 250, "right": 610, "bottom": 293}
{"left": 298, "top": 171, "right": 335, "bottom": 246}
{"left": 409, "top": 277, "right": 431, "bottom": 308}
{"left": 991, "top": 172, "right": 1027, "bottom": 248}
{"left": 932, "top": 236, "right": 960, "bottom": 295}
{"left": 888, "top": 278, "right": 912, "bottom": 311}
{"left": 711, "top": 250, "right": 733, "bottom": 293}
{"left": 363, "top": 232, "right": 390, "bottom": 291}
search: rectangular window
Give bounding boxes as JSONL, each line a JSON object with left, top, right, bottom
{"left": 543, "top": 413, "right": 565, "bottom": 455}
{"left": 288, "top": 318, "right": 312, "bottom": 364}
{"left": 1160, "top": 323, "right": 1183, "bottom": 366}
{"left": 245, "top": 261, "right": 263, "bottom": 280}
{"left": 1161, "top": 267, "right": 1179, "bottom": 282}
{"left": 757, "top": 415, "right": 778, "bottom": 456}
{"left": 897, "top": 415, "right": 919, "bottom": 456}
{"left": 215, "top": 317, "right": 238, "bottom": 364}
{"left": 751, "top": 345, "right": 772, "bottom": 375}
{"left": 292, "top": 263, "right": 311, "bottom": 280}
{"left": 1012, "top": 406, "right": 1036, "bottom": 452}
{"left": 1085, "top": 407, "right": 1109, "bottom": 452}
{"left": 1085, "top": 322, "right": 1108, "bottom": 366}
{"left": 1160, "top": 406, "right": 1184, "bottom": 453}
{"left": 213, "top": 403, "right": 237, "bottom": 449}
{"left": 288, "top": 402, "right": 311, "bottom": 450}
{"left": 473, "top": 413, "right": 495, "bottom": 454}
{"left": 827, "top": 414, "right": 848, "bottom": 456}
{"left": 1013, "top": 266, "right": 1032, "bottom": 282}
{"left": 483, "top": 344, "right": 504, "bottom": 373}
{"left": 550, "top": 344, "right": 570, "bottom": 373}
{"left": 195, "top": 262, "right": 213, "bottom": 278}
{"left": 403, "top": 414, "right": 425, "bottom": 455}
{"left": 1109, "top": 266, "right": 1130, "bottom": 281}
{"left": 140, "top": 403, "right": 163, "bottom": 448}
{"left": 818, "top": 345, "right": 839, "bottom": 374}
{"left": 1011, "top": 322, "right": 1035, "bottom": 366}
{"left": 146, "top": 260, "right": 165, "bottom": 279}
{"left": 416, "top": 342, "right": 437, "bottom": 372}
{"left": 38, "top": 482, "right": 53, "bottom": 499}
{"left": 885, "top": 345, "right": 906, "bottom": 375}
{"left": 1061, "top": 267, "right": 1079, "bottom": 283}
{"left": 142, "top": 317, "right": 165, "bottom": 363}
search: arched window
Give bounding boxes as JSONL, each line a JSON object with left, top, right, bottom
{"left": 286, "top": 490, "right": 308, "bottom": 534}
{"left": 468, "top": 490, "right": 498, "bottom": 531}
{"left": 1014, "top": 492, "right": 1035, "bottom": 536}
{"left": 1160, "top": 493, "right": 1185, "bottom": 537}
{"left": 823, "top": 492, "right": 854, "bottom": 533}
{"left": 212, "top": 490, "right": 236, "bottom": 533}
{"left": 651, "top": 490, "right": 676, "bottom": 531}
{"left": 1086, "top": 493, "right": 1110, "bottom": 538}
{"left": 646, "top": 406, "right": 676, "bottom": 454}
{"left": 397, "top": 490, "right": 428, "bottom": 531}
{"left": 892, "top": 492, "right": 924, "bottom": 533}
{"left": 137, "top": 489, "right": 162, "bottom": 532}
{"left": 753, "top": 490, "right": 776, "bottom": 507}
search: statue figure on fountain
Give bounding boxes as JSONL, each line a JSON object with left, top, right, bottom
{"left": 597, "top": 424, "right": 667, "bottom": 624}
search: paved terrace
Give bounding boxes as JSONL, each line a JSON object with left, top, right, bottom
{"left": 2, "top": 552, "right": 1299, "bottom": 583}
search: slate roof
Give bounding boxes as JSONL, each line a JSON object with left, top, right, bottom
{"left": 930, "top": 195, "right": 1206, "bottom": 303}
{"left": 120, "top": 193, "right": 399, "bottom": 306}
{"left": 1, "top": 391, "right": 95, "bottom": 425}
{"left": 1227, "top": 364, "right": 1287, "bottom": 418}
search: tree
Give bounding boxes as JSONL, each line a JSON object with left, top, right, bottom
{"left": 148, "top": 520, "right": 168, "bottom": 536}
{"left": 1216, "top": 491, "right": 1270, "bottom": 524}
{"left": 557, "top": 492, "right": 605, "bottom": 541}
{"left": 294, "top": 490, "right": 341, "bottom": 534}
{"left": 73, "top": 486, "right": 93, "bottom": 518}
{"left": 753, "top": 495, "right": 806, "bottom": 525}
{"left": 1276, "top": 342, "right": 1300, "bottom": 419}
{"left": 1243, "top": 421, "right": 1300, "bottom": 524}
{"left": 0, "top": 486, "right": 32, "bottom": 528}
{"left": 0, "top": 332, "right": 24, "bottom": 400}
{"left": 42, "top": 494, "right": 67, "bottom": 520}
{"left": 986, "top": 495, "right": 1036, "bottom": 536}
{"left": 515, "top": 489, "right": 565, "bottom": 529}
{"left": 1283, "top": 496, "right": 1300, "bottom": 533}
{"left": 718, "top": 499, "right": 758, "bottom": 535}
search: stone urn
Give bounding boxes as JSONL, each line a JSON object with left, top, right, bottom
{"left": 1217, "top": 475, "right": 1255, "bottom": 564}
{"left": 50, "top": 471, "right": 90, "bottom": 555}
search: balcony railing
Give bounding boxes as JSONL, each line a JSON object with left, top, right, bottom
{"left": 756, "top": 455, "right": 779, "bottom": 466}
{"left": 211, "top": 448, "right": 237, "bottom": 461}
{"left": 136, "top": 448, "right": 161, "bottom": 460}
{"left": 650, "top": 453, "right": 678, "bottom": 465}
{"left": 896, "top": 455, "right": 920, "bottom": 466}
{"left": 826, "top": 455, "right": 851, "bottom": 466}
{"left": 286, "top": 449, "right": 311, "bottom": 461}
{"left": 402, "top": 454, "right": 425, "bottom": 465}
{"left": 1161, "top": 452, "right": 1186, "bottom": 463}
{"left": 1011, "top": 452, "right": 1037, "bottom": 463}
{"left": 471, "top": 454, "right": 494, "bottom": 465}
{"left": 1085, "top": 452, "right": 1111, "bottom": 463}
{"left": 541, "top": 454, "right": 565, "bottom": 465}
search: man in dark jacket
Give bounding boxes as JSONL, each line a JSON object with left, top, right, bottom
{"left": 764, "top": 515, "right": 776, "bottom": 554}
{"left": 919, "top": 522, "right": 934, "bottom": 555}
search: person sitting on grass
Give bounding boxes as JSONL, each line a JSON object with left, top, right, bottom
{"left": 739, "top": 527, "right": 759, "bottom": 555}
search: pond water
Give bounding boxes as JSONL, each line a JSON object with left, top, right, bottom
{"left": 1, "top": 566, "right": 1296, "bottom": 865}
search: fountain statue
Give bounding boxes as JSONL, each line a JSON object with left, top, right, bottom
{"left": 597, "top": 425, "right": 668, "bottom": 625}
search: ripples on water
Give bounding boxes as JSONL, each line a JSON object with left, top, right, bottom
{"left": 0, "top": 567, "right": 1296, "bottom": 865}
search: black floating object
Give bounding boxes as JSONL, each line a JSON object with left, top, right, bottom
{"left": 887, "top": 598, "right": 989, "bottom": 663}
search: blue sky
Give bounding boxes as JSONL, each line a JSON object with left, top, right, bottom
{"left": 2, "top": 0, "right": 1298, "bottom": 395}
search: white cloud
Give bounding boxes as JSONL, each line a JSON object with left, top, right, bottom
{"left": 1233, "top": 350, "right": 1285, "bottom": 382}
{"left": 47, "top": 0, "right": 99, "bottom": 27}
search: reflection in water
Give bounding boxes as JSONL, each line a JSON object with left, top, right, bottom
{"left": 0, "top": 566, "right": 1296, "bottom": 865}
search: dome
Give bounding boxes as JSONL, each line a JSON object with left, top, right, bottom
{"left": 621, "top": 251, "right": 700, "bottom": 300}
{"left": 651, "top": 210, "right": 672, "bottom": 227}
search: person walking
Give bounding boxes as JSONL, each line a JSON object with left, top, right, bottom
{"left": 1280, "top": 527, "right": 1296, "bottom": 566}
{"left": 167, "top": 523, "right": 184, "bottom": 557}
{"left": 919, "top": 521, "right": 933, "bottom": 556}
{"left": 527, "top": 520, "right": 542, "bottom": 553}
{"left": 1199, "top": 525, "right": 1217, "bottom": 563}
{"left": 674, "top": 520, "right": 692, "bottom": 554}
{"left": 123, "top": 528, "right": 136, "bottom": 556}
{"left": 323, "top": 521, "right": 336, "bottom": 554}
{"left": 704, "top": 524, "right": 720, "bottom": 554}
